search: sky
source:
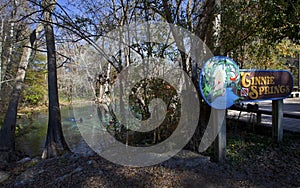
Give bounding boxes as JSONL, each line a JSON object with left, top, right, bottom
{"left": 56, "top": 0, "right": 81, "bottom": 15}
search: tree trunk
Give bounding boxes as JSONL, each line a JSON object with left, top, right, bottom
{"left": 0, "top": 20, "right": 17, "bottom": 113}
{"left": 0, "top": 19, "right": 4, "bottom": 101}
{"left": 0, "top": 0, "right": 23, "bottom": 114}
{"left": 0, "top": 26, "right": 37, "bottom": 161}
{"left": 214, "top": 0, "right": 222, "bottom": 55}
{"left": 41, "top": 0, "right": 70, "bottom": 159}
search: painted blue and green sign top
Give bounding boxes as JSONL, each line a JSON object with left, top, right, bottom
{"left": 199, "top": 56, "right": 294, "bottom": 110}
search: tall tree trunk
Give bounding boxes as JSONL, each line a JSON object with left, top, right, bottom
{"left": 0, "top": 19, "right": 16, "bottom": 113}
{"left": 0, "top": 19, "right": 4, "bottom": 103}
{"left": 0, "top": 0, "right": 25, "bottom": 114}
{"left": 41, "top": 0, "right": 70, "bottom": 159}
{"left": 0, "top": 26, "right": 38, "bottom": 161}
{"left": 0, "top": 19, "right": 4, "bottom": 101}
{"left": 214, "top": 0, "right": 222, "bottom": 55}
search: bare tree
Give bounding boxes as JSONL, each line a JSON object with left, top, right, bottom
{"left": 41, "top": 0, "right": 70, "bottom": 159}
{"left": 0, "top": 19, "right": 4, "bottom": 100}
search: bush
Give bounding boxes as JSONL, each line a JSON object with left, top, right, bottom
{"left": 22, "top": 85, "right": 46, "bottom": 106}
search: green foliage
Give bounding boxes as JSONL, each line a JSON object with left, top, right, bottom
{"left": 222, "top": 1, "right": 300, "bottom": 69}
{"left": 23, "top": 84, "right": 46, "bottom": 105}
{"left": 276, "top": 39, "right": 300, "bottom": 58}
{"left": 21, "top": 53, "right": 47, "bottom": 106}
{"left": 15, "top": 124, "right": 24, "bottom": 137}
{"left": 241, "top": 38, "right": 300, "bottom": 70}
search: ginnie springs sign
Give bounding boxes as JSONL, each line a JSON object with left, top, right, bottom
{"left": 199, "top": 56, "right": 294, "bottom": 110}
{"left": 199, "top": 57, "right": 294, "bottom": 160}
{"left": 239, "top": 70, "right": 293, "bottom": 101}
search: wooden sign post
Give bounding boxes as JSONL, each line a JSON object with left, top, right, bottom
{"left": 199, "top": 57, "right": 240, "bottom": 162}
{"left": 272, "top": 99, "right": 283, "bottom": 143}
{"left": 213, "top": 109, "right": 226, "bottom": 162}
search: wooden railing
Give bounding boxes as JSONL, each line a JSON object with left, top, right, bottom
{"left": 229, "top": 104, "right": 300, "bottom": 125}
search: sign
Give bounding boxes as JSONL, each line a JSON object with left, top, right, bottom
{"left": 199, "top": 56, "right": 294, "bottom": 109}
{"left": 199, "top": 56, "right": 240, "bottom": 110}
{"left": 238, "top": 70, "right": 293, "bottom": 101}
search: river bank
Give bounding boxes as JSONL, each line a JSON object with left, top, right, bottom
{"left": 0, "top": 120, "right": 299, "bottom": 187}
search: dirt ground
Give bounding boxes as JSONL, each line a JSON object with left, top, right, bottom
{"left": 0, "top": 121, "right": 299, "bottom": 187}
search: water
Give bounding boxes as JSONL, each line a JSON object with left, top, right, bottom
{"left": 15, "top": 103, "right": 165, "bottom": 157}
{"left": 15, "top": 105, "right": 94, "bottom": 157}
{"left": 15, "top": 111, "right": 48, "bottom": 157}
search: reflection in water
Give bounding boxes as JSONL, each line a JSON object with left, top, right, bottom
{"left": 15, "top": 105, "right": 93, "bottom": 157}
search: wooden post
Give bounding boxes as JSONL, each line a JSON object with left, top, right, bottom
{"left": 213, "top": 109, "right": 226, "bottom": 162}
{"left": 298, "top": 54, "right": 300, "bottom": 91}
{"left": 272, "top": 99, "right": 283, "bottom": 143}
{"left": 257, "top": 112, "right": 262, "bottom": 125}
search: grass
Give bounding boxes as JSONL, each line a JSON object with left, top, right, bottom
{"left": 24, "top": 160, "right": 39, "bottom": 168}
{"left": 226, "top": 133, "right": 272, "bottom": 164}
{"left": 225, "top": 119, "right": 300, "bottom": 166}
